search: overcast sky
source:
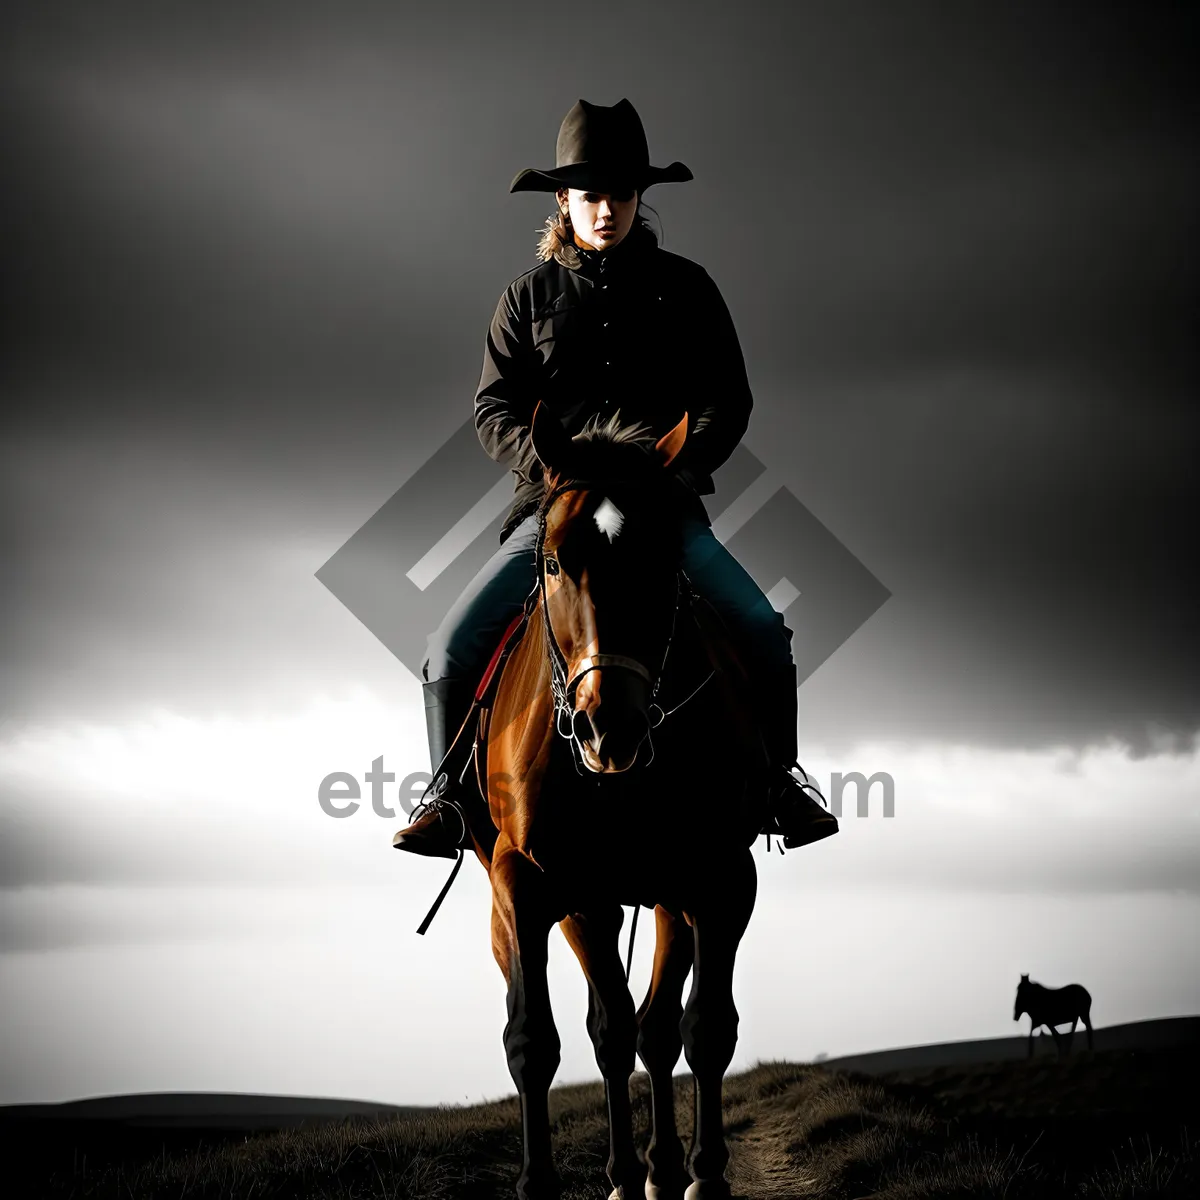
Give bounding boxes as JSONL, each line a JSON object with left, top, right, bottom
{"left": 2, "top": 1, "right": 1197, "bottom": 1107}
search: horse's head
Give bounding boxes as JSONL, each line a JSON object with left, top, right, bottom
{"left": 1014, "top": 973, "right": 1030, "bottom": 1020}
{"left": 530, "top": 401, "right": 690, "bottom": 775}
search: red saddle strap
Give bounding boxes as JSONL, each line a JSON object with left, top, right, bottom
{"left": 475, "top": 609, "right": 530, "bottom": 702}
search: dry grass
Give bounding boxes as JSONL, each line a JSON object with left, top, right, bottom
{"left": 23, "top": 1051, "right": 1199, "bottom": 1199}
{"left": 1078, "top": 1132, "right": 1198, "bottom": 1199}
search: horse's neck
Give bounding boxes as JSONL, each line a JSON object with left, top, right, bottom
{"left": 493, "top": 601, "right": 554, "bottom": 725}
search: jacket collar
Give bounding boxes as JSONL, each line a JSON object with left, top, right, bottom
{"left": 570, "top": 225, "right": 655, "bottom": 279}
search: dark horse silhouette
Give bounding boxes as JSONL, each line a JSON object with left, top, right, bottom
{"left": 1013, "top": 973, "right": 1094, "bottom": 1057}
{"left": 457, "top": 403, "right": 772, "bottom": 1200}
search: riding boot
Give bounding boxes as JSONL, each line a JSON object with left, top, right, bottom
{"left": 392, "top": 677, "right": 482, "bottom": 859}
{"left": 756, "top": 662, "right": 839, "bottom": 849}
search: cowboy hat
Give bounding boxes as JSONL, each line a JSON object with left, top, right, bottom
{"left": 509, "top": 97, "right": 693, "bottom": 195}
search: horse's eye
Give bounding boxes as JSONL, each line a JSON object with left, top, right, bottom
{"left": 545, "top": 556, "right": 559, "bottom": 576}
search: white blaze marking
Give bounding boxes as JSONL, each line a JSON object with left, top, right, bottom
{"left": 593, "top": 496, "right": 625, "bottom": 542}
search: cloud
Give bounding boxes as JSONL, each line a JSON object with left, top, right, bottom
{"left": 3, "top": 2, "right": 1194, "bottom": 759}
{"left": 0, "top": 690, "right": 429, "bottom": 899}
{"left": 1, "top": 698, "right": 1197, "bottom": 933}
{"left": 779, "top": 733, "right": 1200, "bottom": 897}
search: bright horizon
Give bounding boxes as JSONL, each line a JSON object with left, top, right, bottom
{"left": 2, "top": 693, "right": 1197, "bottom": 1107}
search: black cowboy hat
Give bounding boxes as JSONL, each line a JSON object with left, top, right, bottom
{"left": 509, "top": 97, "right": 693, "bottom": 196}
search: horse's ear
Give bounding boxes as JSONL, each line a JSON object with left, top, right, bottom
{"left": 655, "top": 410, "right": 689, "bottom": 469}
{"left": 531, "top": 401, "right": 579, "bottom": 478}
{"left": 1020, "top": 974, "right": 1029, "bottom": 982}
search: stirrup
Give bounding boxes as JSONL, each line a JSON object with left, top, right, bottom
{"left": 409, "top": 785, "right": 469, "bottom": 848}
{"left": 781, "top": 759, "right": 829, "bottom": 806}
{"left": 763, "top": 761, "right": 835, "bottom": 854}
{"left": 421, "top": 768, "right": 450, "bottom": 804}
{"left": 405, "top": 782, "right": 471, "bottom": 938}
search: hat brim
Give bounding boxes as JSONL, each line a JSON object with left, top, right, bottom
{"left": 509, "top": 160, "right": 693, "bottom": 194}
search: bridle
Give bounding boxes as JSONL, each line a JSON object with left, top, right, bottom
{"left": 535, "top": 480, "right": 715, "bottom": 776}
{"left": 409, "top": 480, "right": 716, "bottom": 945}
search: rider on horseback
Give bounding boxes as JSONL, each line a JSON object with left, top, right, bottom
{"left": 393, "top": 98, "right": 837, "bottom": 859}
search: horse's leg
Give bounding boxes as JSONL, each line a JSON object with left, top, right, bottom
{"left": 492, "top": 848, "right": 562, "bottom": 1200}
{"left": 1083, "top": 1007, "right": 1094, "bottom": 1051}
{"left": 559, "top": 906, "right": 642, "bottom": 1200}
{"left": 1049, "top": 1023, "right": 1065, "bottom": 1056}
{"left": 680, "top": 850, "right": 757, "bottom": 1200}
{"left": 636, "top": 905, "right": 695, "bottom": 1200}
{"left": 1066, "top": 1016, "right": 1077, "bottom": 1054}
{"left": 1027, "top": 1023, "right": 1035, "bottom": 1058}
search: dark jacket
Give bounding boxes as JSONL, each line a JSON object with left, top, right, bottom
{"left": 474, "top": 222, "right": 753, "bottom": 543}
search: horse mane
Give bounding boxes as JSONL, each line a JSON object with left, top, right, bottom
{"left": 572, "top": 411, "right": 658, "bottom": 449}
{"left": 536, "top": 412, "right": 662, "bottom": 513}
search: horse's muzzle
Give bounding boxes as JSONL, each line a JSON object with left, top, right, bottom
{"left": 570, "top": 664, "right": 653, "bottom": 773}
{"left": 573, "top": 704, "right": 652, "bottom": 773}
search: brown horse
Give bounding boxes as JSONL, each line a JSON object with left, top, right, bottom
{"left": 460, "top": 402, "right": 770, "bottom": 1200}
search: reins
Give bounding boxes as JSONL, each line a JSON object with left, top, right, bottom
{"left": 414, "top": 479, "right": 717, "bottom": 980}
{"left": 537, "top": 489, "right": 715, "bottom": 778}
{"left": 539, "top": 480, "right": 714, "bottom": 979}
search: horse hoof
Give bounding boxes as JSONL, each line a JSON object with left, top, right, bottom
{"left": 645, "top": 1186, "right": 684, "bottom": 1200}
{"left": 683, "top": 1182, "right": 732, "bottom": 1200}
{"left": 517, "top": 1171, "right": 562, "bottom": 1200}
{"left": 645, "top": 1164, "right": 692, "bottom": 1200}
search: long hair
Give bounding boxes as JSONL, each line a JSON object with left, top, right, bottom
{"left": 535, "top": 196, "right": 661, "bottom": 267}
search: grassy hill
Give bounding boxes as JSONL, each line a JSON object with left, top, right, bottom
{"left": 818, "top": 1015, "right": 1200, "bottom": 1075}
{"left": 4, "top": 1018, "right": 1196, "bottom": 1198}
{"left": 0, "top": 1091, "right": 418, "bottom": 1129}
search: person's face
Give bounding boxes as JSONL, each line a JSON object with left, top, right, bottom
{"left": 557, "top": 186, "right": 639, "bottom": 251}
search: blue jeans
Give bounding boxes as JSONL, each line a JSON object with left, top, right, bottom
{"left": 422, "top": 509, "right": 793, "bottom": 685}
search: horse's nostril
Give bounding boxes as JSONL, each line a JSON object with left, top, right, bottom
{"left": 596, "top": 713, "right": 650, "bottom": 765}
